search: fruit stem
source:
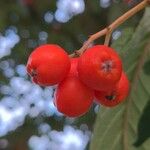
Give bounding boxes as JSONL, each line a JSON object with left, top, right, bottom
{"left": 70, "top": 0, "right": 149, "bottom": 57}
{"left": 104, "top": 29, "right": 112, "bottom": 46}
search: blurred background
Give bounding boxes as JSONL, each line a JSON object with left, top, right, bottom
{"left": 0, "top": 0, "right": 144, "bottom": 150}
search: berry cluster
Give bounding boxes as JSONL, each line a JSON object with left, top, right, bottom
{"left": 26, "top": 44, "right": 129, "bottom": 117}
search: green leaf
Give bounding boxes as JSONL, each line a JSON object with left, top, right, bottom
{"left": 90, "top": 8, "right": 150, "bottom": 150}
{"left": 134, "top": 100, "right": 150, "bottom": 147}
{"left": 112, "top": 28, "right": 134, "bottom": 52}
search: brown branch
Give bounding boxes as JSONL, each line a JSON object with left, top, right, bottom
{"left": 104, "top": 28, "right": 112, "bottom": 46}
{"left": 69, "top": 0, "right": 149, "bottom": 57}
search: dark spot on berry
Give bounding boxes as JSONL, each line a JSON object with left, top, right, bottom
{"left": 105, "top": 95, "right": 116, "bottom": 101}
{"left": 101, "top": 60, "right": 113, "bottom": 73}
{"left": 31, "top": 69, "right": 37, "bottom": 77}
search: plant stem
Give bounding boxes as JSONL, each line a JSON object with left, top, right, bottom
{"left": 70, "top": 0, "right": 149, "bottom": 57}
{"left": 104, "top": 29, "right": 112, "bottom": 46}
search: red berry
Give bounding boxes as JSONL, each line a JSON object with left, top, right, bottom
{"left": 68, "top": 58, "right": 78, "bottom": 77}
{"left": 78, "top": 45, "right": 122, "bottom": 91}
{"left": 26, "top": 44, "right": 70, "bottom": 86}
{"left": 95, "top": 72, "right": 129, "bottom": 107}
{"left": 54, "top": 58, "right": 94, "bottom": 117}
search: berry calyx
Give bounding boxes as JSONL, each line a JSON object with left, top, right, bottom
{"left": 26, "top": 44, "right": 70, "bottom": 86}
{"left": 54, "top": 58, "right": 94, "bottom": 117}
{"left": 78, "top": 45, "right": 122, "bottom": 91}
{"left": 95, "top": 72, "right": 129, "bottom": 107}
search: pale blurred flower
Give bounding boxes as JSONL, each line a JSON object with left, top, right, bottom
{"left": 55, "top": 0, "right": 85, "bottom": 23}
{"left": 0, "top": 29, "right": 20, "bottom": 58}
{"left": 28, "top": 125, "right": 91, "bottom": 150}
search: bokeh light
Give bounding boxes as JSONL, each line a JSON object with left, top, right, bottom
{"left": 0, "top": 0, "right": 136, "bottom": 149}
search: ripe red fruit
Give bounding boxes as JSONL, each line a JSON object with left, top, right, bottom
{"left": 54, "top": 58, "right": 94, "bottom": 117}
{"left": 78, "top": 45, "right": 122, "bottom": 91}
{"left": 95, "top": 72, "right": 129, "bottom": 107}
{"left": 26, "top": 44, "right": 70, "bottom": 86}
{"left": 68, "top": 58, "right": 78, "bottom": 77}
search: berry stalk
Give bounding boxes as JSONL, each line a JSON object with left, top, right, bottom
{"left": 70, "top": 0, "right": 149, "bottom": 57}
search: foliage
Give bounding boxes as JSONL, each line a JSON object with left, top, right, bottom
{"left": 0, "top": 0, "right": 149, "bottom": 149}
{"left": 90, "top": 7, "right": 150, "bottom": 150}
